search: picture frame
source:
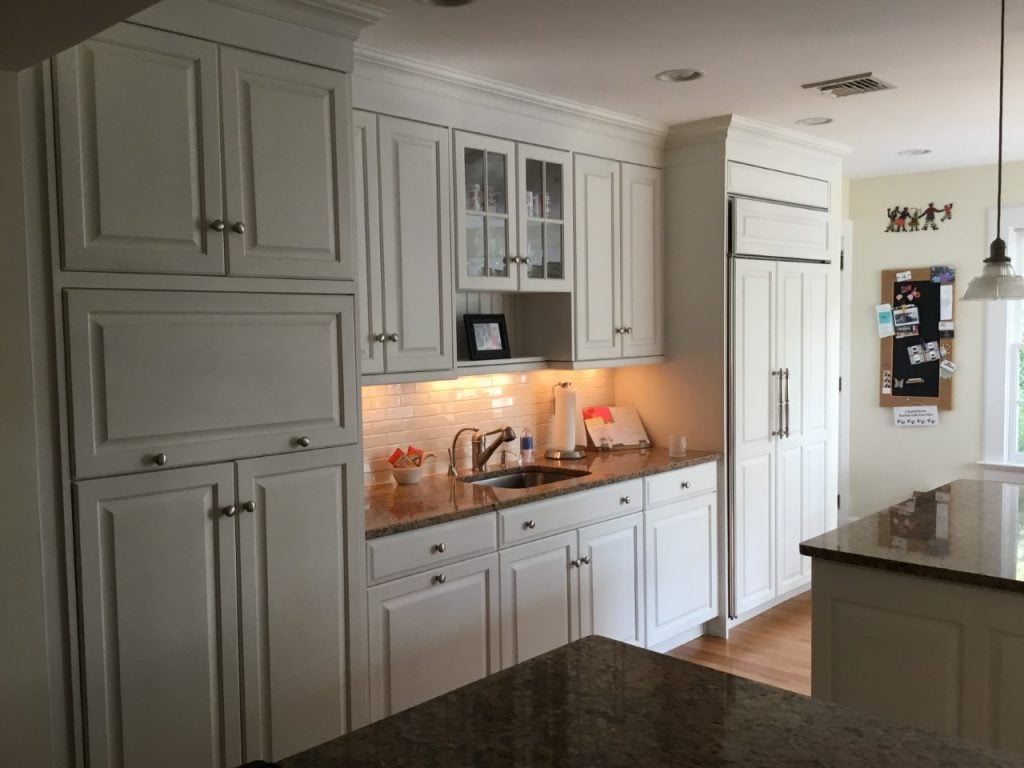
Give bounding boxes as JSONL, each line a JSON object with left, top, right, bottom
{"left": 464, "top": 314, "right": 511, "bottom": 360}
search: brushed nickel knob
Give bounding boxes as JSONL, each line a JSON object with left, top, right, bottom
{"left": 232, "top": 221, "right": 246, "bottom": 234}
{"left": 210, "top": 219, "right": 226, "bottom": 232}
{"left": 433, "top": 543, "right": 447, "bottom": 554}
{"left": 241, "top": 501, "right": 255, "bottom": 513}
{"left": 681, "top": 481, "right": 691, "bottom": 489}
{"left": 581, "top": 555, "right": 591, "bottom": 565}
{"left": 374, "top": 333, "right": 387, "bottom": 343}
{"left": 570, "top": 559, "right": 581, "bottom": 568}
{"left": 153, "top": 453, "right": 168, "bottom": 466}
{"left": 620, "top": 496, "right": 631, "bottom": 505}
{"left": 387, "top": 333, "right": 399, "bottom": 342}
{"left": 296, "top": 436, "right": 311, "bottom": 448}
{"left": 223, "top": 505, "right": 238, "bottom": 518}
{"left": 524, "top": 520, "right": 537, "bottom": 530}
{"left": 434, "top": 573, "right": 447, "bottom": 584}
{"left": 625, "top": 327, "right": 633, "bottom": 334}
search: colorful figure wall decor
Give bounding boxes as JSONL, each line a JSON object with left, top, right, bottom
{"left": 885, "top": 202, "right": 953, "bottom": 233}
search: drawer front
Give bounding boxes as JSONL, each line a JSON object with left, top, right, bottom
{"left": 731, "top": 198, "right": 830, "bottom": 261}
{"left": 367, "top": 514, "right": 498, "bottom": 585}
{"left": 66, "top": 289, "right": 358, "bottom": 478}
{"left": 645, "top": 462, "right": 717, "bottom": 508}
{"left": 727, "top": 162, "right": 829, "bottom": 210}
{"left": 500, "top": 480, "right": 643, "bottom": 547}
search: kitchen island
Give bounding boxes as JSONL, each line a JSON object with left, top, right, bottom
{"left": 267, "top": 634, "right": 1019, "bottom": 767}
{"left": 801, "top": 479, "right": 1024, "bottom": 756}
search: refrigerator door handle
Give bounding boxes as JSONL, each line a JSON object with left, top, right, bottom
{"left": 771, "top": 370, "right": 784, "bottom": 438}
{"left": 783, "top": 367, "right": 791, "bottom": 438}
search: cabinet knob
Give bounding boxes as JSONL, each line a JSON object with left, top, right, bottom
{"left": 620, "top": 496, "right": 631, "bottom": 505}
{"left": 223, "top": 505, "right": 238, "bottom": 518}
{"left": 570, "top": 559, "right": 581, "bottom": 569}
{"left": 433, "top": 543, "right": 447, "bottom": 554}
{"left": 241, "top": 501, "right": 255, "bottom": 513}
{"left": 434, "top": 573, "right": 447, "bottom": 585}
{"left": 387, "top": 333, "right": 399, "bottom": 342}
{"left": 296, "top": 436, "right": 311, "bottom": 448}
{"left": 232, "top": 221, "right": 246, "bottom": 234}
{"left": 625, "top": 327, "right": 633, "bottom": 334}
{"left": 210, "top": 219, "right": 226, "bottom": 232}
{"left": 524, "top": 520, "right": 536, "bottom": 530}
{"left": 681, "top": 481, "right": 691, "bottom": 489}
{"left": 580, "top": 555, "right": 591, "bottom": 565}
{"left": 374, "top": 333, "right": 387, "bottom": 343}
{"left": 153, "top": 452, "right": 168, "bottom": 466}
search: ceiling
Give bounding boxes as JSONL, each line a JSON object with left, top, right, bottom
{"left": 359, "top": 0, "right": 1024, "bottom": 178}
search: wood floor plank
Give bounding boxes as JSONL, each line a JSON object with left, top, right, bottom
{"left": 668, "top": 592, "right": 812, "bottom": 696}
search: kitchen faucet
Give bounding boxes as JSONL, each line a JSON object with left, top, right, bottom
{"left": 448, "top": 426, "right": 517, "bottom": 476}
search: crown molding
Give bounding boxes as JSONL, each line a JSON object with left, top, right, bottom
{"left": 353, "top": 44, "right": 668, "bottom": 147}
{"left": 208, "top": 0, "right": 388, "bottom": 39}
{"left": 667, "top": 114, "right": 852, "bottom": 157}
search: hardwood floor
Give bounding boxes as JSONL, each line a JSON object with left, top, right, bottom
{"left": 667, "top": 591, "right": 811, "bottom": 696}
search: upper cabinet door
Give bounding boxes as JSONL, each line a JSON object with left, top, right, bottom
{"left": 66, "top": 290, "right": 358, "bottom": 478}
{"left": 378, "top": 117, "right": 453, "bottom": 374}
{"left": 352, "top": 110, "right": 385, "bottom": 375}
{"left": 574, "top": 155, "right": 621, "bottom": 361}
{"left": 518, "top": 144, "right": 573, "bottom": 293}
{"left": 731, "top": 198, "right": 830, "bottom": 260}
{"left": 236, "top": 446, "right": 361, "bottom": 761}
{"left": 454, "top": 131, "right": 518, "bottom": 291}
{"left": 621, "top": 164, "right": 664, "bottom": 358}
{"left": 75, "top": 464, "right": 241, "bottom": 768}
{"left": 220, "top": 48, "right": 353, "bottom": 279}
{"left": 55, "top": 24, "right": 225, "bottom": 275}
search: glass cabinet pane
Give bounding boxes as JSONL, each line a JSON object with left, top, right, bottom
{"left": 466, "top": 215, "right": 485, "bottom": 277}
{"left": 545, "top": 163, "right": 563, "bottom": 220}
{"left": 486, "top": 152, "right": 507, "bottom": 214}
{"left": 486, "top": 217, "right": 508, "bottom": 277}
{"left": 465, "top": 149, "right": 485, "bottom": 212}
{"left": 526, "top": 221, "right": 544, "bottom": 278}
{"left": 544, "top": 223, "right": 563, "bottom": 279}
{"left": 525, "top": 159, "right": 543, "bottom": 218}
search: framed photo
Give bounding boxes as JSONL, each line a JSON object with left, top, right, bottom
{"left": 464, "top": 314, "right": 511, "bottom": 360}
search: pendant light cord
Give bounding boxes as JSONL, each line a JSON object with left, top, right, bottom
{"left": 998, "top": 0, "right": 1006, "bottom": 239}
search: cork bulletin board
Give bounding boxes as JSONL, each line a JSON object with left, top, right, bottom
{"left": 879, "top": 266, "right": 955, "bottom": 411}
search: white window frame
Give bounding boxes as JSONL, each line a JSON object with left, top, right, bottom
{"left": 981, "top": 205, "right": 1024, "bottom": 468}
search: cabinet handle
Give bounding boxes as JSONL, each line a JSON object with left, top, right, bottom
{"left": 625, "top": 327, "right": 633, "bottom": 334}
{"left": 232, "top": 221, "right": 246, "bottom": 234}
{"left": 374, "top": 333, "right": 387, "bottom": 343}
{"left": 580, "top": 555, "right": 592, "bottom": 565}
{"left": 570, "top": 559, "right": 581, "bottom": 569}
{"left": 210, "top": 219, "right": 226, "bottom": 232}
{"left": 783, "top": 367, "right": 791, "bottom": 438}
{"left": 620, "top": 496, "right": 631, "bottom": 505}
{"left": 152, "top": 452, "right": 168, "bottom": 466}
{"left": 223, "top": 505, "right": 238, "bottom": 518}
{"left": 771, "top": 369, "right": 785, "bottom": 438}
{"left": 521, "top": 257, "right": 530, "bottom": 266}
{"left": 387, "top": 333, "right": 399, "bottom": 343}
{"left": 296, "top": 436, "right": 311, "bottom": 448}
{"left": 434, "top": 573, "right": 447, "bottom": 585}
{"left": 615, "top": 327, "right": 624, "bottom": 335}
{"left": 241, "top": 501, "right": 255, "bottom": 513}
{"left": 681, "top": 481, "right": 691, "bottom": 490}
{"left": 524, "top": 520, "right": 537, "bottom": 530}
{"left": 433, "top": 543, "right": 447, "bottom": 554}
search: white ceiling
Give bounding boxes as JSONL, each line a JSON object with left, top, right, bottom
{"left": 359, "top": 0, "right": 1024, "bottom": 178}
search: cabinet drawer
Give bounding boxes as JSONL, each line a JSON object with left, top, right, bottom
{"left": 367, "top": 514, "right": 497, "bottom": 585}
{"left": 500, "top": 480, "right": 643, "bottom": 547}
{"left": 66, "top": 290, "right": 358, "bottom": 478}
{"left": 645, "top": 462, "right": 717, "bottom": 508}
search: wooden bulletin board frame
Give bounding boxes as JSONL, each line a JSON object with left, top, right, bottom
{"left": 879, "top": 267, "right": 955, "bottom": 411}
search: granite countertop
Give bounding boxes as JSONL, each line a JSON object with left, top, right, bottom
{"left": 801, "top": 479, "right": 1024, "bottom": 593}
{"left": 273, "top": 635, "right": 1021, "bottom": 768}
{"left": 365, "top": 447, "right": 721, "bottom": 539}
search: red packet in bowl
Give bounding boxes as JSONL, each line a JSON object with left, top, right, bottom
{"left": 407, "top": 446, "right": 425, "bottom": 467}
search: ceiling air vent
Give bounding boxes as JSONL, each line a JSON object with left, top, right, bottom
{"left": 802, "top": 72, "right": 896, "bottom": 98}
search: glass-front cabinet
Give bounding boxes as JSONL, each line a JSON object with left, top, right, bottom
{"left": 455, "top": 131, "right": 573, "bottom": 292}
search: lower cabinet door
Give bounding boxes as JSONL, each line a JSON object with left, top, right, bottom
{"left": 578, "top": 512, "right": 645, "bottom": 647}
{"left": 499, "top": 531, "right": 579, "bottom": 668}
{"left": 367, "top": 553, "right": 499, "bottom": 721}
{"left": 75, "top": 464, "right": 242, "bottom": 768}
{"left": 644, "top": 493, "right": 718, "bottom": 648}
{"left": 236, "top": 446, "right": 361, "bottom": 761}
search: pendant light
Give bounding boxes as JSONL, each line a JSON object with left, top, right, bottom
{"left": 962, "top": 0, "right": 1024, "bottom": 300}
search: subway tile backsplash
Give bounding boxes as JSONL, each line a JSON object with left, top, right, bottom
{"left": 361, "top": 369, "right": 615, "bottom": 484}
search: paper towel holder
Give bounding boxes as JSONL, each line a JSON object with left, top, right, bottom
{"left": 545, "top": 382, "right": 587, "bottom": 460}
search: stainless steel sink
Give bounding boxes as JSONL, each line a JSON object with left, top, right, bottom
{"left": 459, "top": 467, "right": 591, "bottom": 489}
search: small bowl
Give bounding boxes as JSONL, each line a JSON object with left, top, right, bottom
{"left": 392, "top": 466, "right": 424, "bottom": 485}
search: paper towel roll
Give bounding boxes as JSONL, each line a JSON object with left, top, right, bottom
{"left": 551, "top": 386, "right": 577, "bottom": 451}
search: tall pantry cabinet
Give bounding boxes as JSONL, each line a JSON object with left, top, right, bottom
{"left": 43, "top": 1, "right": 385, "bottom": 766}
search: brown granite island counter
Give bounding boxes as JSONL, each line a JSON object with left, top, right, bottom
{"left": 801, "top": 479, "right": 1024, "bottom": 757}
{"left": 259, "top": 636, "right": 1022, "bottom": 768}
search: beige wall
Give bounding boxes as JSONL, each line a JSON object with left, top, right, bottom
{"left": 848, "top": 161, "right": 1024, "bottom": 517}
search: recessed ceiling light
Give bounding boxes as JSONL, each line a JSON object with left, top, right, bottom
{"left": 655, "top": 68, "right": 705, "bottom": 83}
{"left": 898, "top": 148, "right": 932, "bottom": 156}
{"left": 796, "top": 116, "right": 834, "bottom": 126}
{"left": 417, "top": 0, "right": 475, "bottom": 6}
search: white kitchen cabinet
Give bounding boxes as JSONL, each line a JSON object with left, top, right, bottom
{"left": 236, "top": 446, "right": 361, "bottom": 761}
{"left": 367, "top": 554, "right": 499, "bottom": 720}
{"left": 55, "top": 24, "right": 225, "bottom": 275}
{"left": 75, "top": 464, "right": 243, "bottom": 768}
{"left": 645, "top": 493, "right": 718, "bottom": 647}
{"left": 352, "top": 110, "right": 385, "bottom": 375}
{"left": 220, "top": 48, "right": 353, "bottom": 279}
{"left": 519, "top": 143, "right": 574, "bottom": 292}
{"left": 731, "top": 197, "right": 830, "bottom": 261}
{"left": 574, "top": 155, "right": 663, "bottom": 361}
{"left": 578, "top": 512, "right": 645, "bottom": 647}
{"left": 369, "top": 114, "right": 454, "bottom": 374}
{"left": 499, "top": 531, "right": 579, "bottom": 668}
{"left": 66, "top": 290, "right": 358, "bottom": 478}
